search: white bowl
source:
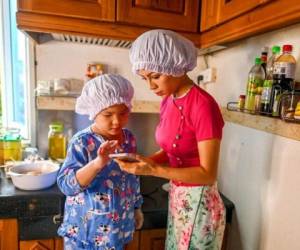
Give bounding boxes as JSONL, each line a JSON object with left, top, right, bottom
{"left": 8, "top": 161, "right": 59, "bottom": 191}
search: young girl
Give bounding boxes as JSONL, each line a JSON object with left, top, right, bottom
{"left": 117, "top": 29, "right": 226, "bottom": 250}
{"left": 57, "top": 74, "right": 143, "bottom": 250}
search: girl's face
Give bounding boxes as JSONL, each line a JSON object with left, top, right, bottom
{"left": 93, "top": 104, "right": 129, "bottom": 139}
{"left": 138, "top": 69, "right": 184, "bottom": 97}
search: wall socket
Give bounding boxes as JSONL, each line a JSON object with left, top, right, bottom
{"left": 197, "top": 67, "right": 217, "bottom": 85}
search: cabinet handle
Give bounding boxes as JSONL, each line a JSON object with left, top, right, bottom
{"left": 53, "top": 214, "right": 63, "bottom": 224}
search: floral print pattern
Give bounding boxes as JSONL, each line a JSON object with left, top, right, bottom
{"left": 165, "top": 182, "right": 225, "bottom": 250}
{"left": 57, "top": 127, "right": 143, "bottom": 250}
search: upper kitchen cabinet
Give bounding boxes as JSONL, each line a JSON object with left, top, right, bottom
{"left": 200, "top": 0, "right": 219, "bottom": 31}
{"left": 116, "top": 0, "right": 200, "bottom": 32}
{"left": 201, "top": 0, "right": 274, "bottom": 31}
{"left": 200, "top": 0, "right": 300, "bottom": 47}
{"left": 18, "top": 0, "right": 115, "bottom": 21}
{"left": 17, "top": 0, "right": 201, "bottom": 46}
{"left": 218, "top": 0, "right": 273, "bottom": 24}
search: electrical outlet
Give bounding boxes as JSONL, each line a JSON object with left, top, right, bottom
{"left": 197, "top": 67, "right": 217, "bottom": 85}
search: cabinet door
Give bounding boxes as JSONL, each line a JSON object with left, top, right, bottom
{"left": 0, "top": 219, "right": 18, "bottom": 250}
{"left": 125, "top": 231, "right": 140, "bottom": 250}
{"left": 116, "top": 0, "right": 200, "bottom": 32}
{"left": 200, "top": 0, "right": 220, "bottom": 31}
{"left": 200, "top": 0, "right": 297, "bottom": 48}
{"left": 54, "top": 238, "right": 63, "bottom": 250}
{"left": 18, "top": 0, "right": 115, "bottom": 21}
{"left": 20, "top": 239, "right": 55, "bottom": 250}
{"left": 140, "top": 228, "right": 166, "bottom": 250}
{"left": 218, "top": 0, "right": 270, "bottom": 24}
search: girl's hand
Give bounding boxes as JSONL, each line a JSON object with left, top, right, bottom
{"left": 94, "top": 140, "right": 120, "bottom": 167}
{"left": 134, "top": 208, "right": 144, "bottom": 230}
{"left": 114, "top": 155, "right": 156, "bottom": 175}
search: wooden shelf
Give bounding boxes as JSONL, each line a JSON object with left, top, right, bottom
{"left": 36, "top": 96, "right": 160, "bottom": 113}
{"left": 221, "top": 107, "right": 300, "bottom": 141}
{"left": 36, "top": 98, "right": 299, "bottom": 140}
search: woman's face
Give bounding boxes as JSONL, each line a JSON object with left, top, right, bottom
{"left": 93, "top": 104, "right": 129, "bottom": 139}
{"left": 138, "top": 69, "right": 183, "bottom": 97}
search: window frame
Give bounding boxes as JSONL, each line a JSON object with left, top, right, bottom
{"left": 0, "top": 0, "right": 36, "bottom": 145}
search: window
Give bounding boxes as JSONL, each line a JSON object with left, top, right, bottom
{"left": 0, "top": 0, "right": 35, "bottom": 144}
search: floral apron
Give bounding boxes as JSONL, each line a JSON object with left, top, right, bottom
{"left": 165, "top": 182, "right": 225, "bottom": 250}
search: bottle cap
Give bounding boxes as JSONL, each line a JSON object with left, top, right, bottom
{"left": 272, "top": 45, "right": 280, "bottom": 54}
{"left": 261, "top": 46, "right": 269, "bottom": 54}
{"left": 282, "top": 44, "right": 292, "bottom": 52}
{"left": 255, "top": 57, "right": 262, "bottom": 65}
{"left": 239, "top": 95, "right": 246, "bottom": 99}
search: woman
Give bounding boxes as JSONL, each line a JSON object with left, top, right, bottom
{"left": 116, "top": 29, "right": 225, "bottom": 250}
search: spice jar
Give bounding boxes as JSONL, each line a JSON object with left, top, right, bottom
{"left": 238, "top": 95, "right": 246, "bottom": 111}
{"left": 48, "top": 122, "right": 66, "bottom": 160}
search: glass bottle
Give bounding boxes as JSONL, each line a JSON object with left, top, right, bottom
{"left": 260, "top": 46, "right": 269, "bottom": 74}
{"left": 260, "top": 45, "right": 281, "bottom": 114}
{"left": 48, "top": 122, "right": 66, "bottom": 160}
{"left": 270, "top": 44, "right": 296, "bottom": 117}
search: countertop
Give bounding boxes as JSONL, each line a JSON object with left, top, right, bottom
{"left": 0, "top": 171, "right": 234, "bottom": 230}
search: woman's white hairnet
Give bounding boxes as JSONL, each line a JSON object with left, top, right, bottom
{"left": 129, "top": 29, "right": 197, "bottom": 76}
{"left": 76, "top": 74, "right": 134, "bottom": 120}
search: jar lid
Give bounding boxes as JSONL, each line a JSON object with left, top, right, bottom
{"left": 0, "top": 127, "right": 21, "bottom": 141}
{"left": 49, "top": 122, "right": 64, "bottom": 132}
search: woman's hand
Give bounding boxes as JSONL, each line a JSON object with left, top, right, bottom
{"left": 134, "top": 208, "right": 144, "bottom": 230}
{"left": 114, "top": 155, "right": 156, "bottom": 175}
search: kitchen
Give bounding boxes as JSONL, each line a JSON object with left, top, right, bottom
{"left": 0, "top": 0, "right": 300, "bottom": 250}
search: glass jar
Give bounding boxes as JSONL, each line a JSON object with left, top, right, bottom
{"left": 48, "top": 122, "right": 66, "bottom": 160}
{"left": 238, "top": 95, "right": 246, "bottom": 111}
{"left": 0, "top": 128, "right": 22, "bottom": 164}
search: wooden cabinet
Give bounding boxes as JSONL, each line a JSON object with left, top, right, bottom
{"left": 17, "top": 0, "right": 201, "bottom": 46}
{"left": 200, "top": 0, "right": 300, "bottom": 48}
{"left": 0, "top": 219, "right": 18, "bottom": 250}
{"left": 19, "top": 238, "right": 63, "bottom": 250}
{"left": 201, "top": 0, "right": 275, "bottom": 31}
{"left": 18, "top": 0, "right": 115, "bottom": 21}
{"left": 16, "top": 0, "right": 300, "bottom": 49}
{"left": 0, "top": 219, "right": 164, "bottom": 250}
{"left": 125, "top": 231, "right": 140, "bottom": 250}
{"left": 218, "top": 0, "right": 263, "bottom": 24}
{"left": 116, "top": 0, "right": 200, "bottom": 32}
{"left": 200, "top": 0, "right": 219, "bottom": 31}
{"left": 140, "top": 228, "right": 166, "bottom": 250}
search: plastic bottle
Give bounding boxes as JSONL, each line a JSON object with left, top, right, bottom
{"left": 245, "top": 57, "right": 266, "bottom": 113}
{"left": 260, "top": 45, "right": 281, "bottom": 114}
{"left": 48, "top": 122, "right": 66, "bottom": 160}
{"left": 270, "top": 44, "right": 296, "bottom": 116}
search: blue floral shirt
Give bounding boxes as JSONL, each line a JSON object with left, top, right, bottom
{"left": 57, "top": 127, "right": 143, "bottom": 249}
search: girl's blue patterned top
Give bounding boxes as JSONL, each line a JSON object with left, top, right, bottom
{"left": 57, "top": 127, "right": 143, "bottom": 249}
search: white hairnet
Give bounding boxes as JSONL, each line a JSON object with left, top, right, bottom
{"left": 75, "top": 74, "right": 134, "bottom": 120}
{"left": 129, "top": 29, "right": 197, "bottom": 76}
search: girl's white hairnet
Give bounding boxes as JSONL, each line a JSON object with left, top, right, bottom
{"left": 129, "top": 29, "right": 197, "bottom": 76}
{"left": 75, "top": 74, "right": 134, "bottom": 120}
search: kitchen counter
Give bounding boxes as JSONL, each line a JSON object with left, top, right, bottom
{"left": 0, "top": 170, "right": 234, "bottom": 239}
